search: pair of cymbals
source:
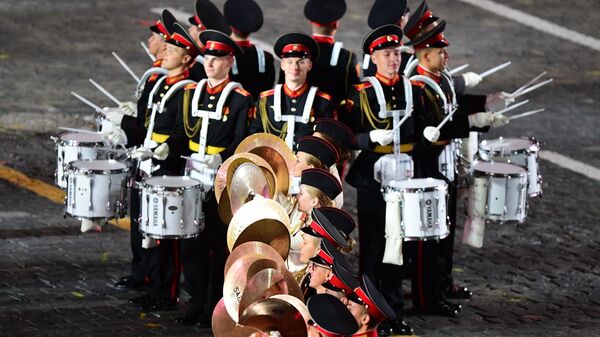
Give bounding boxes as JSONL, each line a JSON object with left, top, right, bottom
{"left": 223, "top": 251, "right": 303, "bottom": 322}
{"left": 227, "top": 198, "right": 291, "bottom": 259}
{"left": 212, "top": 295, "right": 310, "bottom": 337}
{"left": 235, "top": 133, "right": 295, "bottom": 196}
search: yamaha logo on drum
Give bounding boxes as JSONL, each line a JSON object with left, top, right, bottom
{"left": 152, "top": 197, "right": 159, "bottom": 226}
{"left": 425, "top": 199, "right": 434, "bottom": 228}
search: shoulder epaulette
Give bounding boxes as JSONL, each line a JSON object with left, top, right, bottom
{"left": 410, "top": 80, "right": 426, "bottom": 88}
{"left": 234, "top": 87, "right": 251, "bottom": 97}
{"left": 353, "top": 82, "right": 373, "bottom": 91}
{"left": 316, "top": 91, "right": 332, "bottom": 101}
{"left": 259, "top": 89, "right": 275, "bottom": 99}
{"left": 185, "top": 83, "right": 198, "bottom": 90}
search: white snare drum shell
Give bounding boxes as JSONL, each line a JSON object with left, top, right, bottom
{"left": 140, "top": 176, "right": 203, "bottom": 239}
{"left": 55, "top": 132, "right": 106, "bottom": 189}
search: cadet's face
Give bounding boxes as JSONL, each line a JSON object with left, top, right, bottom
{"left": 297, "top": 184, "right": 318, "bottom": 213}
{"left": 162, "top": 44, "right": 190, "bottom": 71}
{"left": 308, "top": 262, "right": 331, "bottom": 288}
{"left": 281, "top": 57, "right": 312, "bottom": 83}
{"left": 372, "top": 47, "right": 402, "bottom": 77}
{"left": 293, "top": 152, "right": 314, "bottom": 177}
{"left": 427, "top": 47, "right": 450, "bottom": 71}
{"left": 148, "top": 33, "right": 165, "bottom": 57}
{"left": 204, "top": 55, "right": 233, "bottom": 80}
{"left": 347, "top": 300, "right": 369, "bottom": 327}
{"left": 299, "top": 232, "right": 320, "bottom": 263}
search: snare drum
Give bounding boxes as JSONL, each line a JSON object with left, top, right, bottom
{"left": 55, "top": 132, "right": 106, "bottom": 189}
{"left": 478, "top": 137, "right": 542, "bottom": 197}
{"left": 65, "top": 160, "right": 128, "bottom": 219}
{"left": 385, "top": 178, "right": 449, "bottom": 241}
{"left": 140, "top": 176, "right": 204, "bottom": 239}
{"left": 374, "top": 153, "right": 414, "bottom": 188}
{"left": 438, "top": 141, "right": 458, "bottom": 182}
{"left": 468, "top": 161, "right": 528, "bottom": 223}
{"left": 456, "top": 132, "right": 479, "bottom": 187}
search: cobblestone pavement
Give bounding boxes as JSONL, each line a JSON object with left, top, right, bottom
{"left": 1, "top": 0, "right": 600, "bottom": 336}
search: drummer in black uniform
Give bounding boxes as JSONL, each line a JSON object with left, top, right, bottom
{"left": 362, "top": 0, "right": 409, "bottom": 77}
{"left": 187, "top": 0, "right": 232, "bottom": 81}
{"left": 250, "top": 33, "right": 335, "bottom": 150}
{"left": 223, "top": 0, "right": 275, "bottom": 100}
{"left": 301, "top": 0, "right": 360, "bottom": 105}
{"left": 165, "top": 29, "right": 253, "bottom": 326}
{"left": 339, "top": 24, "right": 413, "bottom": 336}
{"left": 127, "top": 22, "right": 200, "bottom": 312}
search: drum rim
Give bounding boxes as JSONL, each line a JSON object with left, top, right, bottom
{"left": 479, "top": 137, "right": 540, "bottom": 155}
{"left": 387, "top": 178, "right": 448, "bottom": 192}
{"left": 68, "top": 159, "right": 129, "bottom": 174}
{"left": 58, "top": 132, "right": 105, "bottom": 145}
{"left": 472, "top": 169, "right": 528, "bottom": 178}
{"left": 142, "top": 176, "right": 202, "bottom": 190}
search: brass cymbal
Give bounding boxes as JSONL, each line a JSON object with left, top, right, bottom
{"left": 238, "top": 267, "right": 287, "bottom": 318}
{"left": 218, "top": 189, "right": 233, "bottom": 224}
{"left": 215, "top": 152, "right": 278, "bottom": 203}
{"left": 212, "top": 298, "right": 263, "bottom": 337}
{"left": 281, "top": 267, "right": 304, "bottom": 302}
{"left": 227, "top": 198, "right": 291, "bottom": 259}
{"left": 229, "top": 162, "right": 272, "bottom": 215}
{"left": 225, "top": 241, "right": 286, "bottom": 278}
{"left": 224, "top": 257, "right": 283, "bottom": 322}
{"left": 239, "top": 297, "right": 309, "bottom": 337}
{"left": 235, "top": 133, "right": 295, "bottom": 195}
{"left": 269, "top": 294, "right": 310, "bottom": 323}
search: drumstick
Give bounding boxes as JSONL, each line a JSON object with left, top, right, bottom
{"left": 511, "top": 79, "right": 553, "bottom": 99}
{"left": 96, "top": 146, "right": 129, "bottom": 153}
{"left": 433, "top": 107, "right": 458, "bottom": 131}
{"left": 112, "top": 51, "right": 140, "bottom": 83}
{"left": 88, "top": 78, "right": 122, "bottom": 106}
{"left": 181, "top": 155, "right": 202, "bottom": 163}
{"left": 508, "top": 108, "right": 545, "bottom": 121}
{"left": 141, "top": 42, "right": 156, "bottom": 62}
{"left": 448, "top": 63, "right": 469, "bottom": 75}
{"left": 493, "top": 99, "right": 529, "bottom": 116}
{"left": 71, "top": 91, "right": 104, "bottom": 113}
{"left": 58, "top": 126, "right": 101, "bottom": 135}
{"left": 510, "top": 71, "right": 547, "bottom": 97}
{"left": 479, "top": 61, "right": 511, "bottom": 79}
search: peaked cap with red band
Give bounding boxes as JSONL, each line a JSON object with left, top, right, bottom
{"left": 199, "top": 29, "right": 242, "bottom": 56}
{"left": 150, "top": 9, "right": 177, "bottom": 38}
{"left": 367, "top": 0, "right": 408, "bottom": 29}
{"left": 297, "top": 135, "right": 339, "bottom": 168}
{"left": 167, "top": 22, "right": 201, "bottom": 59}
{"left": 407, "top": 20, "right": 449, "bottom": 50}
{"left": 224, "top": 0, "right": 263, "bottom": 34}
{"left": 189, "top": 0, "right": 232, "bottom": 35}
{"left": 304, "top": 0, "right": 346, "bottom": 26}
{"left": 307, "top": 294, "right": 359, "bottom": 337}
{"left": 404, "top": 0, "right": 440, "bottom": 40}
{"left": 362, "top": 24, "right": 403, "bottom": 54}
{"left": 301, "top": 208, "right": 348, "bottom": 248}
{"left": 274, "top": 32, "right": 319, "bottom": 60}
{"left": 351, "top": 275, "right": 397, "bottom": 323}
{"left": 300, "top": 167, "right": 342, "bottom": 200}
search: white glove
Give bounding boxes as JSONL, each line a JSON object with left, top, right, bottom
{"left": 130, "top": 147, "right": 154, "bottom": 161}
{"left": 119, "top": 101, "right": 137, "bottom": 117}
{"left": 153, "top": 143, "right": 169, "bottom": 161}
{"left": 204, "top": 154, "right": 222, "bottom": 170}
{"left": 103, "top": 127, "right": 128, "bottom": 146}
{"left": 369, "top": 129, "right": 394, "bottom": 146}
{"left": 486, "top": 91, "right": 515, "bottom": 112}
{"left": 462, "top": 72, "right": 482, "bottom": 89}
{"left": 189, "top": 153, "right": 205, "bottom": 171}
{"left": 103, "top": 107, "right": 125, "bottom": 126}
{"left": 423, "top": 126, "right": 440, "bottom": 143}
{"left": 468, "top": 112, "right": 494, "bottom": 128}
{"left": 491, "top": 113, "right": 509, "bottom": 127}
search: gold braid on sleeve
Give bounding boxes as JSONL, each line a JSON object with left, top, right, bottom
{"left": 359, "top": 89, "right": 391, "bottom": 130}
{"left": 183, "top": 89, "right": 201, "bottom": 138}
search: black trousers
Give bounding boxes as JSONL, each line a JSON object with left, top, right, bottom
{"left": 438, "top": 182, "right": 458, "bottom": 291}
{"left": 128, "top": 187, "right": 146, "bottom": 282}
{"left": 181, "top": 193, "right": 228, "bottom": 315}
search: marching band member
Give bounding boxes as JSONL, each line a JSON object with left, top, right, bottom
{"left": 302, "top": 0, "right": 360, "bottom": 105}
{"left": 165, "top": 29, "right": 253, "bottom": 326}
{"left": 362, "top": 0, "right": 410, "bottom": 77}
{"left": 223, "top": 0, "right": 276, "bottom": 100}
{"left": 307, "top": 294, "right": 359, "bottom": 337}
{"left": 312, "top": 117, "right": 356, "bottom": 177}
{"left": 346, "top": 275, "right": 397, "bottom": 337}
{"left": 250, "top": 33, "right": 335, "bottom": 150}
{"left": 187, "top": 0, "right": 232, "bottom": 81}
{"left": 127, "top": 22, "right": 200, "bottom": 312}
{"left": 339, "top": 24, "right": 414, "bottom": 336}
{"left": 107, "top": 10, "right": 175, "bottom": 291}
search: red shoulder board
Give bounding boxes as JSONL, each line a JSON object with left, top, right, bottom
{"left": 410, "top": 80, "right": 426, "bottom": 88}
{"left": 259, "top": 89, "right": 275, "bottom": 99}
{"left": 316, "top": 91, "right": 332, "bottom": 101}
{"left": 185, "top": 83, "right": 198, "bottom": 90}
{"left": 353, "top": 82, "right": 373, "bottom": 91}
{"left": 234, "top": 87, "right": 251, "bottom": 97}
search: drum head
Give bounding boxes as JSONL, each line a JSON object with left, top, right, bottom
{"left": 60, "top": 132, "right": 104, "bottom": 143}
{"left": 472, "top": 161, "right": 527, "bottom": 175}
{"left": 144, "top": 175, "right": 200, "bottom": 188}
{"left": 480, "top": 137, "right": 536, "bottom": 153}
{"left": 389, "top": 178, "right": 446, "bottom": 190}
{"left": 71, "top": 159, "right": 127, "bottom": 171}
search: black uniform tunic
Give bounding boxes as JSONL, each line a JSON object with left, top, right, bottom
{"left": 230, "top": 40, "right": 275, "bottom": 102}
